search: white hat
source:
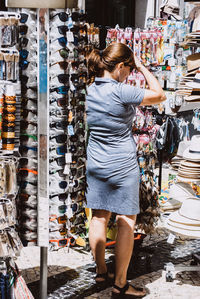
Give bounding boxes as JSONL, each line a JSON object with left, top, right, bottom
{"left": 183, "top": 135, "right": 200, "bottom": 161}
{"left": 186, "top": 73, "right": 200, "bottom": 89}
{"left": 176, "top": 140, "right": 191, "bottom": 157}
{"left": 162, "top": 0, "right": 182, "bottom": 20}
{"left": 165, "top": 198, "right": 200, "bottom": 238}
{"left": 169, "top": 181, "right": 196, "bottom": 202}
{"left": 159, "top": 198, "right": 182, "bottom": 211}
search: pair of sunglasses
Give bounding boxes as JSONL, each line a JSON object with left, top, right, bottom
{"left": 50, "top": 86, "right": 69, "bottom": 95}
{"left": 50, "top": 144, "right": 68, "bottom": 155}
{"left": 50, "top": 120, "right": 69, "bottom": 130}
{"left": 50, "top": 97, "right": 68, "bottom": 107}
{"left": 20, "top": 133, "right": 37, "bottom": 142}
{"left": 20, "top": 120, "right": 37, "bottom": 130}
{"left": 50, "top": 134, "right": 67, "bottom": 143}
{"left": 50, "top": 11, "right": 69, "bottom": 22}
{"left": 50, "top": 61, "right": 69, "bottom": 70}
{"left": 52, "top": 74, "right": 70, "bottom": 84}
{"left": 49, "top": 156, "right": 65, "bottom": 166}
{"left": 49, "top": 238, "right": 76, "bottom": 247}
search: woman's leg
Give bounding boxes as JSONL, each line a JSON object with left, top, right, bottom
{"left": 89, "top": 209, "right": 111, "bottom": 278}
{"left": 113, "top": 214, "right": 146, "bottom": 296}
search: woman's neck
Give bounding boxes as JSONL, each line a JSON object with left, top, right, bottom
{"left": 103, "top": 70, "right": 118, "bottom": 81}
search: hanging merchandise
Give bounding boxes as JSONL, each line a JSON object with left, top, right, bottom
{"left": 17, "top": 8, "right": 38, "bottom": 246}
{"left": 132, "top": 107, "right": 160, "bottom": 233}
{"left": 0, "top": 12, "right": 20, "bottom": 48}
{"left": 49, "top": 8, "right": 98, "bottom": 250}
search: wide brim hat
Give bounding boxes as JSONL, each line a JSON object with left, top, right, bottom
{"left": 177, "top": 175, "right": 200, "bottom": 182}
{"left": 159, "top": 198, "right": 182, "bottom": 211}
{"left": 186, "top": 53, "right": 200, "bottom": 74}
{"left": 169, "top": 181, "right": 196, "bottom": 201}
{"left": 165, "top": 221, "right": 200, "bottom": 238}
{"left": 185, "top": 95, "right": 200, "bottom": 102}
{"left": 183, "top": 150, "right": 200, "bottom": 161}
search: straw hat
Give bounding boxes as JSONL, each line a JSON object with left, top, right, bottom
{"left": 165, "top": 198, "right": 200, "bottom": 238}
{"left": 186, "top": 73, "right": 200, "bottom": 89}
{"left": 169, "top": 181, "right": 196, "bottom": 202}
{"left": 162, "top": 0, "right": 182, "bottom": 20}
{"left": 186, "top": 53, "right": 200, "bottom": 75}
{"left": 183, "top": 135, "right": 200, "bottom": 161}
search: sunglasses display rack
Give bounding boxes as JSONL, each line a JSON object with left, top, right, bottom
{"left": 16, "top": 9, "right": 38, "bottom": 246}
{"left": 48, "top": 8, "right": 93, "bottom": 250}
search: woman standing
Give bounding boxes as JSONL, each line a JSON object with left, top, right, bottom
{"left": 86, "top": 43, "right": 166, "bottom": 298}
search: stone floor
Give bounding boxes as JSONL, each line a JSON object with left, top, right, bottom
{"left": 16, "top": 228, "right": 200, "bottom": 299}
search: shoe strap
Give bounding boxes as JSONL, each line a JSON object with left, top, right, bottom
{"left": 113, "top": 282, "right": 129, "bottom": 294}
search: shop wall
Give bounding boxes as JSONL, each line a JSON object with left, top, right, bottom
{"left": 134, "top": 0, "right": 154, "bottom": 28}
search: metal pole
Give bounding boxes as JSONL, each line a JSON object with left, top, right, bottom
{"left": 37, "top": 8, "right": 49, "bottom": 299}
{"left": 40, "top": 247, "right": 48, "bottom": 299}
{"left": 154, "top": 0, "right": 157, "bottom": 18}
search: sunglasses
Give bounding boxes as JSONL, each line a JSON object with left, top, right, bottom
{"left": 20, "top": 120, "right": 37, "bottom": 130}
{"left": 19, "top": 145, "right": 37, "bottom": 153}
{"left": 20, "top": 13, "right": 29, "bottom": 23}
{"left": 49, "top": 237, "right": 76, "bottom": 247}
{"left": 69, "top": 134, "right": 78, "bottom": 143}
{"left": 57, "top": 202, "right": 81, "bottom": 214}
{"left": 51, "top": 36, "right": 68, "bottom": 47}
{"left": 21, "top": 109, "right": 37, "bottom": 118}
{"left": 19, "top": 157, "right": 37, "bottom": 168}
{"left": 21, "top": 97, "right": 37, "bottom": 107}
{"left": 19, "top": 37, "right": 29, "bottom": 47}
{"left": 20, "top": 133, "right": 37, "bottom": 142}
{"left": 20, "top": 49, "right": 29, "bottom": 59}
{"left": 18, "top": 168, "right": 38, "bottom": 176}
{"left": 50, "top": 134, "right": 67, "bottom": 143}
{"left": 19, "top": 25, "right": 28, "bottom": 35}
{"left": 59, "top": 181, "right": 68, "bottom": 189}
{"left": 19, "top": 60, "right": 29, "bottom": 70}
{"left": 52, "top": 74, "right": 70, "bottom": 84}
{"left": 71, "top": 12, "right": 87, "bottom": 22}
{"left": 50, "top": 12, "right": 69, "bottom": 22}
{"left": 50, "top": 97, "right": 68, "bottom": 107}
{"left": 50, "top": 120, "right": 69, "bottom": 130}
{"left": 49, "top": 192, "right": 68, "bottom": 201}
{"left": 49, "top": 156, "right": 66, "bottom": 166}
{"left": 50, "top": 61, "right": 69, "bottom": 70}
{"left": 50, "top": 144, "right": 68, "bottom": 155}
{"left": 19, "top": 180, "right": 37, "bottom": 189}
{"left": 50, "top": 86, "right": 69, "bottom": 95}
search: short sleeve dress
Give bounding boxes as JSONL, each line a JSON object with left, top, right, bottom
{"left": 86, "top": 77, "right": 145, "bottom": 215}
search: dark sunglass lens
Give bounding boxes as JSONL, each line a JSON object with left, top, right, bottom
{"left": 20, "top": 49, "right": 29, "bottom": 59}
{"left": 59, "top": 12, "right": 68, "bottom": 22}
{"left": 58, "top": 25, "right": 68, "bottom": 35}
{"left": 59, "top": 239, "right": 68, "bottom": 246}
{"left": 58, "top": 74, "right": 69, "bottom": 83}
{"left": 19, "top": 25, "right": 28, "bottom": 35}
{"left": 59, "top": 48, "right": 69, "bottom": 59}
{"left": 20, "top": 13, "right": 29, "bottom": 23}
{"left": 59, "top": 181, "right": 67, "bottom": 189}
{"left": 59, "top": 61, "right": 68, "bottom": 70}
{"left": 19, "top": 37, "right": 28, "bottom": 47}
{"left": 58, "top": 37, "right": 67, "bottom": 47}
{"left": 59, "top": 193, "right": 67, "bottom": 201}
{"left": 57, "top": 98, "right": 68, "bottom": 107}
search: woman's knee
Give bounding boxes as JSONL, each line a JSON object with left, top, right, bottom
{"left": 92, "top": 209, "right": 111, "bottom": 224}
{"left": 116, "top": 214, "right": 137, "bottom": 230}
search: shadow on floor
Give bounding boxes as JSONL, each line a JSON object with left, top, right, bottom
{"left": 28, "top": 234, "right": 200, "bottom": 298}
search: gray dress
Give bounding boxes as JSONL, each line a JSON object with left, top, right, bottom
{"left": 86, "top": 78, "right": 145, "bottom": 215}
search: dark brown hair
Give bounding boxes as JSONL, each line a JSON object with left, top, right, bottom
{"left": 87, "top": 43, "right": 136, "bottom": 84}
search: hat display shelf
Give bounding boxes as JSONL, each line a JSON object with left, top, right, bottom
{"left": 0, "top": 10, "right": 34, "bottom": 299}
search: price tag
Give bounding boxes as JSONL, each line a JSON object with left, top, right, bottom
{"left": 167, "top": 233, "right": 175, "bottom": 244}
{"left": 67, "top": 31, "right": 74, "bottom": 43}
{"left": 65, "top": 153, "right": 72, "bottom": 163}
{"left": 67, "top": 125, "right": 74, "bottom": 136}
{"left": 63, "top": 164, "right": 70, "bottom": 175}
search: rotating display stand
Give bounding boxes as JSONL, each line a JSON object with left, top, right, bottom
{"left": 6, "top": 1, "right": 86, "bottom": 299}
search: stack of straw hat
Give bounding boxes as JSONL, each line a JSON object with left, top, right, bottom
{"left": 165, "top": 198, "right": 200, "bottom": 238}
{"left": 171, "top": 140, "right": 191, "bottom": 169}
{"left": 177, "top": 135, "right": 200, "bottom": 182}
{"left": 176, "top": 53, "right": 200, "bottom": 102}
